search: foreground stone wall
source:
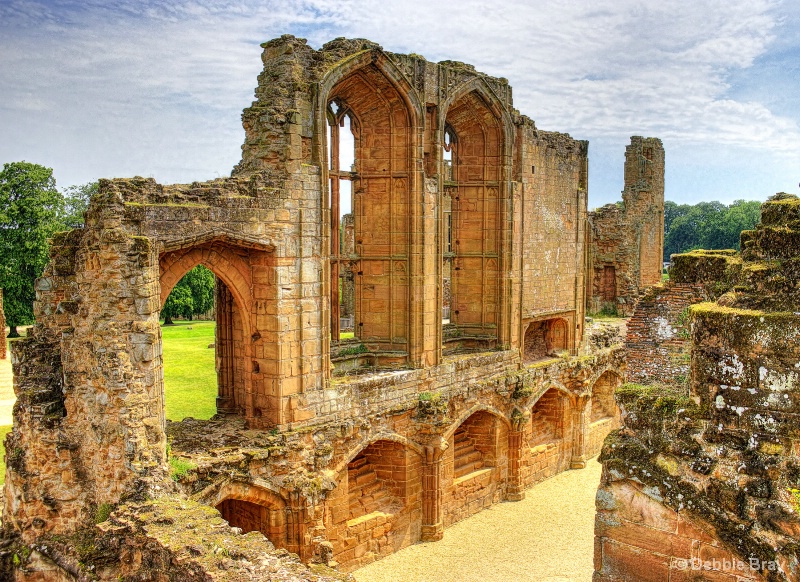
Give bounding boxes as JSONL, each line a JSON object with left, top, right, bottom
{"left": 595, "top": 194, "right": 800, "bottom": 582}
{"left": 588, "top": 137, "right": 665, "bottom": 316}
{"left": 0, "top": 289, "right": 5, "bottom": 359}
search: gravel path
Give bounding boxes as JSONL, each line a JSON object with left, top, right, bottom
{"left": 353, "top": 459, "right": 602, "bottom": 582}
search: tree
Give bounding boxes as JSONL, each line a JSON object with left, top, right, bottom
{"left": 0, "top": 162, "right": 64, "bottom": 336}
{"left": 181, "top": 265, "right": 214, "bottom": 319}
{"left": 161, "top": 265, "right": 215, "bottom": 325}
{"left": 161, "top": 284, "right": 194, "bottom": 325}
{"left": 62, "top": 181, "right": 98, "bottom": 229}
{"left": 664, "top": 198, "right": 762, "bottom": 261}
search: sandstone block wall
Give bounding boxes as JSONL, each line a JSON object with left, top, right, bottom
{"left": 588, "top": 136, "right": 665, "bottom": 316}
{"left": 595, "top": 478, "right": 766, "bottom": 582}
{"left": 3, "top": 34, "right": 649, "bottom": 579}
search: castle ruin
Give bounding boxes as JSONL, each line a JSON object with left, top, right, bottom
{"left": 595, "top": 195, "right": 800, "bottom": 581}
{"left": 2, "top": 36, "right": 668, "bottom": 579}
{"left": 588, "top": 136, "right": 665, "bottom": 316}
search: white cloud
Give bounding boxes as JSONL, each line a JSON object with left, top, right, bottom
{"left": 0, "top": 0, "right": 798, "bottom": 205}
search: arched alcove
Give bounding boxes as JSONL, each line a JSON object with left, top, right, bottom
{"left": 586, "top": 370, "right": 623, "bottom": 458}
{"left": 523, "top": 317, "right": 569, "bottom": 362}
{"left": 523, "top": 388, "right": 571, "bottom": 486}
{"left": 445, "top": 409, "right": 508, "bottom": 526}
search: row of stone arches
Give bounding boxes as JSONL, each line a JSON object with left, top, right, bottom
{"left": 209, "top": 370, "right": 622, "bottom": 571}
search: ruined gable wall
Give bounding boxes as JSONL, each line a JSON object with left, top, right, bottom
{"left": 118, "top": 171, "right": 325, "bottom": 428}
{"left": 518, "top": 121, "right": 589, "bottom": 353}
{"left": 595, "top": 194, "right": 800, "bottom": 582}
{"left": 0, "top": 289, "right": 5, "bottom": 359}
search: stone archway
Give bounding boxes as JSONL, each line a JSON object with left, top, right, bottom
{"left": 159, "top": 239, "right": 278, "bottom": 426}
{"left": 585, "top": 370, "right": 623, "bottom": 458}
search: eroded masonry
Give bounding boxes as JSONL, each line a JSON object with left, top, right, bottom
{"left": 3, "top": 36, "right": 660, "bottom": 579}
{"left": 595, "top": 195, "right": 800, "bottom": 581}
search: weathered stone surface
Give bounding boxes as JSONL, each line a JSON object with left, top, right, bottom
{"left": 626, "top": 282, "right": 707, "bottom": 384}
{"left": 2, "top": 35, "right": 653, "bottom": 579}
{"left": 595, "top": 194, "right": 800, "bottom": 582}
{"left": 588, "top": 137, "right": 665, "bottom": 316}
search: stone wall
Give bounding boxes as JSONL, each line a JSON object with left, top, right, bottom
{"left": 0, "top": 289, "right": 6, "bottom": 360}
{"left": 626, "top": 282, "right": 708, "bottom": 384}
{"left": 2, "top": 34, "right": 646, "bottom": 579}
{"left": 594, "top": 194, "right": 800, "bottom": 582}
{"left": 588, "top": 136, "right": 665, "bottom": 316}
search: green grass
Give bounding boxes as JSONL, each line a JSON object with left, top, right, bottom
{"left": 0, "top": 425, "right": 11, "bottom": 485}
{"left": 161, "top": 320, "right": 217, "bottom": 421}
{"left": 339, "top": 331, "right": 355, "bottom": 340}
{"left": 169, "top": 456, "right": 197, "bottom": 481}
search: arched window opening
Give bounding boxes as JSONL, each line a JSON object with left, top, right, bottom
{"left": 442, "top": 91, "right": 502, "bottom": 354}
{"left": 326, "top": 64, "right": 413, "bottom": 366}
{"left": 328, "top": 101, "right": 358, "bottom": 341}
{"left": 161, "top": 266, "right": 218, "bottom": 421}
{"left": 442, "top": 126, "right": 457, "bottom": 326}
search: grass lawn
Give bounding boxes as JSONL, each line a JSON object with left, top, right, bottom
{"left": 161, "top": 320, "right": 218, "bottom": 421}
{"left": 0, "top": 425, "right": 10, "bottom": 485}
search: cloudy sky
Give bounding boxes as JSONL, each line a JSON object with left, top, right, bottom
{"left": 1, "top": 0, "right": 798, "bottom": 208}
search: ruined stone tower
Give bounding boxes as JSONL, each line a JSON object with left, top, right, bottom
{"left": 588, "top": 136, "right": 665, "bottom": 315}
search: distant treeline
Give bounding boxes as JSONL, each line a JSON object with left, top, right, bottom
{"left": 664, "top": 200, "right": 762, "bottom": 261}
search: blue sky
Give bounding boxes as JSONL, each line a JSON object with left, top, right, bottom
{"left": 1, "top": 0, "right": 798, "bottom": 208}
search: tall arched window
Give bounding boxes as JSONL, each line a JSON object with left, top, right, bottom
{"left": 443, "top": 91, "right": 502, "bottom": 353}
{"left": 328, "top": 100, "right": 358, "bottom": 340}
{"left": 326, "top": 64, "right": 413, "bottom": 360}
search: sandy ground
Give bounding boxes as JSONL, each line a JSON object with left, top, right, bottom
{"left": 353, "top": 459, "right": 602, "bottom": 582}
{"left": 0, "top": 341, "right": 13, "bottom": 425}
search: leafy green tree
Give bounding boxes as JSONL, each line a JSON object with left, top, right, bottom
{"left": 0, "top": 162, "right": 64, "bottom": 336}
{"left": 162, "top": 284, "right": 194, "bottom": 325}
{"left": 161, "top": 265, "right": 215, "bottom": 325}
{"left": 62, "top": 181, "right": 98, "bottom": 229}
{"left": 664, "top": 199, "right": 762, "bottom": 260}
{"left": 181, "top": 265, "right": 214, "bottom": 319}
